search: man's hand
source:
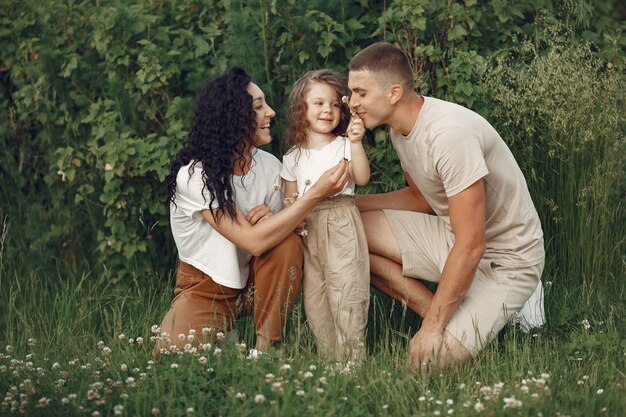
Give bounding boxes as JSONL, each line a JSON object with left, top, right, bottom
{"left": 246, "top": 204, "right": 273, "bottom": 226}
{"left": 408, "top": 326, "right": 444, "bottom": 372}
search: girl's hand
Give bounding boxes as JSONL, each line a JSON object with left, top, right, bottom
{"left": 246, "top": 204, "right": 273, "bottom": 225}
{"left": 347, "top": 115, "right": 365, "bottom": 143}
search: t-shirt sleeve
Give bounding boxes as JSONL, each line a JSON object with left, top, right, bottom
{"left": 280, "top": 150, "right": 297, "bottom": 182}
{"left": 174, "top": 165, "right": 219, "bottom": 220}
{"left": 432, "top": 127, "right": 489, "bottom": 197}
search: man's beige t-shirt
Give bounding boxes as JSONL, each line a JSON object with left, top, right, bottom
{"left": 390, "top": 96, "right": 544, "bottom": 267}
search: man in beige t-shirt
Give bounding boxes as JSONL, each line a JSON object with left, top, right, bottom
{"left": 348, "top": 42, "right": 545, "bottom": 371}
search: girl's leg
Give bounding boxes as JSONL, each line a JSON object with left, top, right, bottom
{"left": 326, "top": 204, "right": 370, "bottom": 361}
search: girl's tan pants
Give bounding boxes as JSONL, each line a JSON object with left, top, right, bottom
{"left": 302, "top": 195, "right": 370, "bottom": 361}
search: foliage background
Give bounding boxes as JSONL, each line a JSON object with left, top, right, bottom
{"left": 0, "top": 1, "right": 625, "bottom": 416}
{"left": 1, "top": 0, "right": 624, "bottom": 282}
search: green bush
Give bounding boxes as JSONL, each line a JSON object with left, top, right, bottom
{"left": 0, "top": 0, "right": 624, "bottom": 283}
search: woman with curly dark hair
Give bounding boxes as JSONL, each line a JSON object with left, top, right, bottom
{"left": 154, "top": 67, "right": 349, "bottom": 355}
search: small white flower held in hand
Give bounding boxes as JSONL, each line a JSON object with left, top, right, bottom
{"left": 341, "top": 96, "right": 357, "bottom": 115}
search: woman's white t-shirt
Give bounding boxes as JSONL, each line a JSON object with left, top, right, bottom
{"left": 169, "top": 149, "right": 283, "bottom": 289}
{"left": 281, "top": 136, "right": 355, "bottom": 197}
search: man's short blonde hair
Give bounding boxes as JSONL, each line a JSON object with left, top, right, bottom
{"left": 349, "top": 42, "right": 414, "bottom": 92}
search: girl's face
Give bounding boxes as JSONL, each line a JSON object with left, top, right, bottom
{"left": 247, "top": 82, "right": 276, "bottom": 146}
{"left": 304, "top": 82, "right": 341, "bottom": 136}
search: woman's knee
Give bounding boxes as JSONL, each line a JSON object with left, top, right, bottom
{"left": 268, "top": 232, "right": 303, "bottom": 262}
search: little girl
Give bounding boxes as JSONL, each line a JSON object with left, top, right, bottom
{"left": 281, "top": 69, "right": 370, "bottom": 361}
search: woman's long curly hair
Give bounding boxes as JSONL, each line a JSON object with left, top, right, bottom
{"left": 285, "top": 69, "right": 350, "bottom": 153}
{"left": 166, "top": 67, "right": 256, "bottom": 222}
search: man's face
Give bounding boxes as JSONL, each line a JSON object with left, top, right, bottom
{"left": 348, "top": 70, "right": 391, "bottom": 129}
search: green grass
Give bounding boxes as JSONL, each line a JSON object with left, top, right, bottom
{"left": 0, "top": 256, "right": 624, "bottom": 417}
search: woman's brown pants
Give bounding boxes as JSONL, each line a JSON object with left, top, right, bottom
{"left": 154, "top": 233, "right": 302, "bottom": 354}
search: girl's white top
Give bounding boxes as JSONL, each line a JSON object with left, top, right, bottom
{"left": 169, "top": 149, "right": 283, "bottom": 289}
{"left": 281, "top": 136, "right": 355, "bottom": 197}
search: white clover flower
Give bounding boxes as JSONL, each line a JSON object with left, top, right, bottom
{"left": 151, "top": 325, "right": 160, "bottom": 334}
{"left": 52, "top": 362, "right": 60, "bottom": 370}
{"left": 201, "top": 343, "right": 212, "bottom": 352}
{"left": 128, "top": 338, "right": 134, "bottom": 345}
{"left": 418, "top": 396, "right": 426, "bottom": 402}
{"left": 247, "top": 349, "right": 261, "bottom": 360}
{"left": 265, "top": 373, "right": 275, "bottom": 382}
{"left": 199, "top": 356, "right": 208, "bottom": 365}
{"left": 303, "top": 371, "right": 313, "bottom": 379}
{"left": 186, "top": 407, "right": 194, "bottom": 415}
{"left": 235, "top": 392, "right": 246, "bottom": 400}
{"left": 581, "top": 319, "right": 591, "bottom": 330}
{"left": 113, "top": 404, "right": 124, "bottom": 416}
{"left": 254, "top": 394, "right": 265, "bottom": 404}
{"left": 280, "top": 364, "right": 291, "bottom": 371}
{"left": 446, "top": 399, "right": 454, "bottom": 405}
{"left": 296, "top": 390, "right": 305, "bottom": 397}
{"left": 61, "top": 397, "right": 69, "bottom": 405}
{"left": 178, "top": 333, "right": 186, "bottom": 341}
{"left": 237, "top": 343, "right": 247, "bottom": 353}
{"left": 271, "top": 382, "right": 283, "bottom": 393}
{"left": 151, "top": 408, "right": 160, "bottom": 415}
{"left": 382, "top": 404, "right": 389, "bottom": 410}
{"left": 201, "top": 327, "right": 211, "bottom": 335}
{"left": 136, "top": 337, "right": 144, "bottom": 345}
{"left": 213, "top": 347, "right": 222, "bottom": 357}
{"left": 597, "top": 388, "right": 604, "bottom": 395}
{"left": 27, "top": 339, "right": 37, "bottom": 347}
{"left": 102, "top": 347, "right": 112, "bottom": 356}
{"left": 170, "top": 363, "right": 178, "bottom": 369}
{"left": 434, "top": 411, "right": 441, "bottom": 416}
{"left": 316, "top": 387, "right": 324, "bottom": 394}
{"left": 318, "top": 376, "right": 326, "bottom": 384}
{"left": 447, "top": 410, "right": 454, "bottom": 415}
{"left": 118, "top": 334, "right": 126, "bottom": 340}
{"left": 92, "top": 412, "right": 101, "bottom": 417}
{"left": 216, "top": 332, "right": 225, "bottom": 341}
{"left": 503, "top": 397, "right": 523, "bottom": 409}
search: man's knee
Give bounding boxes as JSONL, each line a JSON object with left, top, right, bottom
{"left": 435, "top": 331, "right": 473, "bottom": 369}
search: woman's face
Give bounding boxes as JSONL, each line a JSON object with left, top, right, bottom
{"left": 247, "top": 82, "right": 276, "bottom": 146}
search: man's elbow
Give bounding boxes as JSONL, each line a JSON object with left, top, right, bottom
{"left": 470, "top": 240, "right": 486, "bottom": 262}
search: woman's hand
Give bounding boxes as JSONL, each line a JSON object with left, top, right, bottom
{"left": 246, "top": 204, "right": 273, "bottom": 226}
{"left": 307, "top": 159, "right": 350, "bottom": 200}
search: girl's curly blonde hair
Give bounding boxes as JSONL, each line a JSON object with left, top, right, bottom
{"left": 284, "top": 69, "right": 350, "bottom": 154}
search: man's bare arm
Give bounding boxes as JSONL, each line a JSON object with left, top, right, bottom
{"left": 356, "top": 172, "right": 434, "bottom": 213}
